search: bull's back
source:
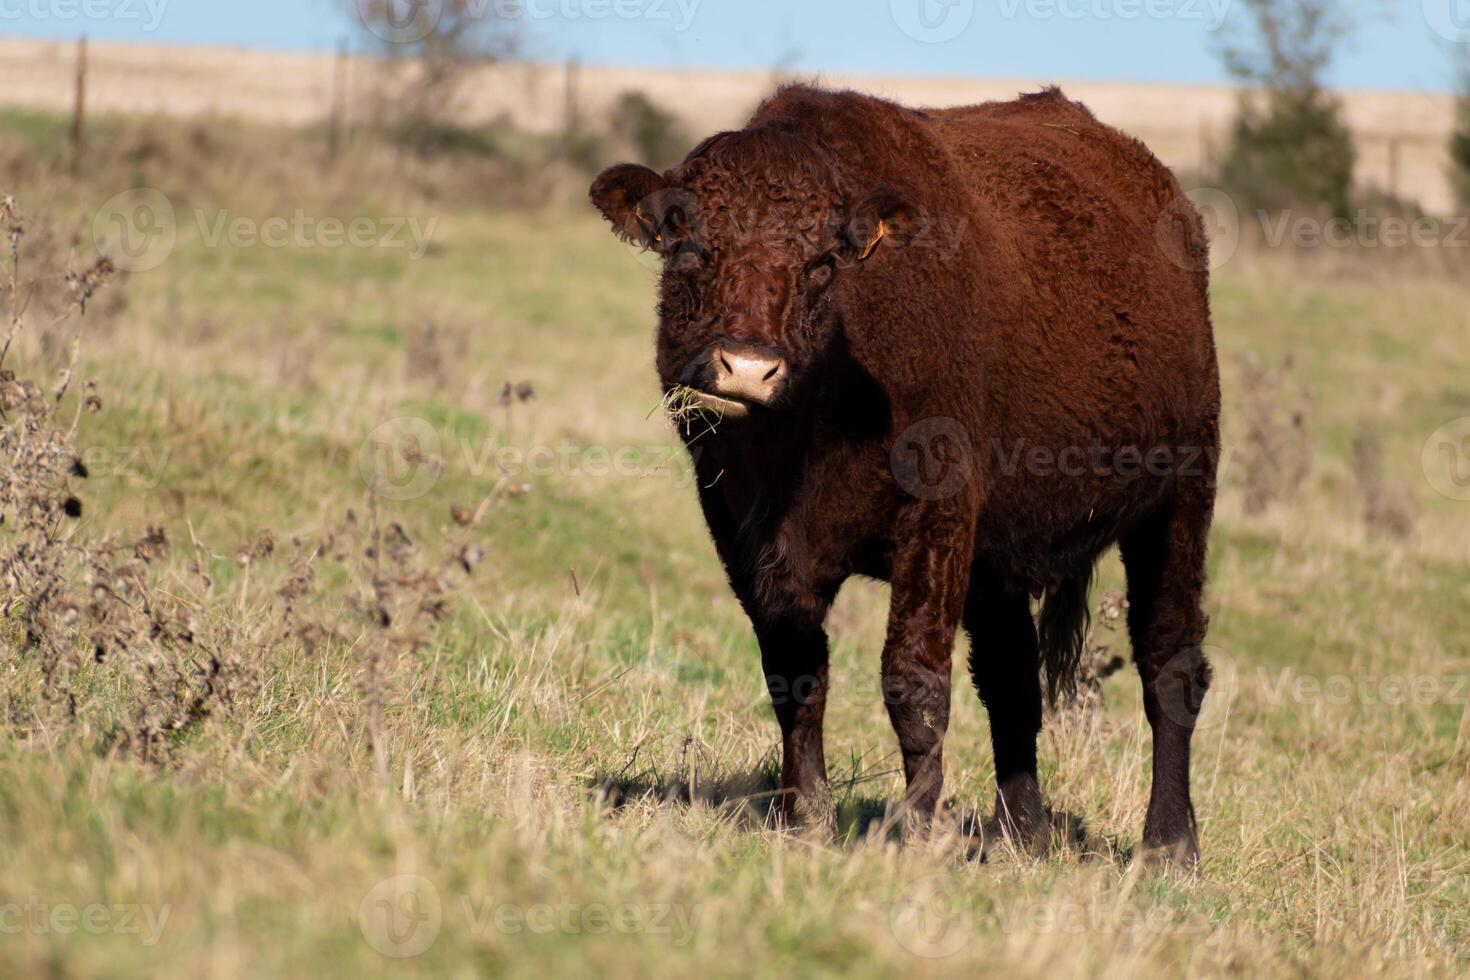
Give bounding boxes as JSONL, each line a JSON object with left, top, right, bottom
{"left": 931, "top": 90, "right": 1191, "bottom": 234}
{"left": 928, "top": 90, "right": 1216, "bottom": 442}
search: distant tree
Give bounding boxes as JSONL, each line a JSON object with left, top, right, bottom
{"left": 349, "top": 0, "right": 519, "bottom": 124}
{"left": 1453, "top": 50, "right": 1470, "bottom": 210}
{"left": 608, "top": 91, "right": 690, "bottom": 171}
{"left": 1219, "top": 0, "right": 1349, "bottom": 93}
{"left": 1216, "top": 0, "right": 1358, "bottom": 217}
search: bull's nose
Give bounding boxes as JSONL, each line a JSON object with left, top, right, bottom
{"left": 708, "top": 341, "right": 788, "bottom": 407}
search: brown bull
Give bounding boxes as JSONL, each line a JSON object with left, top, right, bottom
{"left": 591, "top": 84, "right": 1221, "bottom": 867}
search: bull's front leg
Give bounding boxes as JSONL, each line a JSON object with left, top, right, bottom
{"left": 882, "top": 511, "right": 975, "bottom": 839}
{"left": 754, "top": 615, "right": 835, "bottom": 835}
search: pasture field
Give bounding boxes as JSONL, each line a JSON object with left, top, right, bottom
{"left": 1, "top": 110, "right": 1469, "bottom": 978}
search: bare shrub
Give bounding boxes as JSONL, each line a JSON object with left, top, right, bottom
{"left": 7, "top": 96, "right": 614, "bottom": 218}
{"left": 272, "top": 333, "right": 321, "bottom": 394}
{"left": 1350, "top": 430, "right": 1417, "bottom": 541}
{"left": 1235, "top": 352, "right": 1315, "bottom": 514}
{"left": 322, "top": 495, "right": 485, "bottom": 779}
{"left": 607, "top": 91, "right": 692, "bottom": 172}
{"left": 0, "top": 194, "right": 485, "bottom": 770}
{"left": 0, "top": 206, "right": 127, "bottom": 363}
{"left": 406, "top": 319, "right": 471, "bottom": 389}
{"left": 0, "top": 197, "right": 283, "bottom": 760}
{"left": 351, "top": 0, "right": 518, "bottom": 143}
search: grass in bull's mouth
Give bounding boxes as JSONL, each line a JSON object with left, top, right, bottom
{"left": 659, "top": 384, "right": 736, "bottom": 440}
{"left": 1, "top": 141, "right": 1469, "bottom": 978}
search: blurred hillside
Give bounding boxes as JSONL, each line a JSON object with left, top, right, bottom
{"left": 0, "top": 36, "right": 1459, "bottom": 214}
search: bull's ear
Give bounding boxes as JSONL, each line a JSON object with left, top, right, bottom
{"left": 843, "top": 187, "right": 918, "bottom": 262}
{"left": 589, "top": 164, "right": 668, "bottom": 247}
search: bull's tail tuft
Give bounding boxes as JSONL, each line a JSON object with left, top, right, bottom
{"left": 1037, "top": 566, "right": 1096, "bottom": 704}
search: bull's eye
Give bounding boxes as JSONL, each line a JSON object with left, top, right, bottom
{"left": 670, "top": 241, "right": 704, "bottom": 272}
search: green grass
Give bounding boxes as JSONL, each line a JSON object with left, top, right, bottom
{"left": 1, "top": 173, "right": 1469, "bottom": 978}
{"left": 0, "top": 106, "right": 81, "bottom": 162}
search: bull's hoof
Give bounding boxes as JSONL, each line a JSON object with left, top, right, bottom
{"left": 981, "top": 776, "right": 1049, "bottom": 858}
{"left": 1137, "top": 834, "right": 1201, "bottom": 873}
{"left": 779, "top": 787, "right": 837, "bottom": 842}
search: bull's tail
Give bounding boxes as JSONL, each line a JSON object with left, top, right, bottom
{"left": 1037, "top": 565, "right": 1096, "bottom": 703}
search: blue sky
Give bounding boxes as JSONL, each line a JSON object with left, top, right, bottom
{"left": 0, "top": 0, "right": 1464, "bottom": 92}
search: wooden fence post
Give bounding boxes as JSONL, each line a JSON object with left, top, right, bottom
{"left": 1199, "top": 115, "right": 1216, "bottom": 180}
{"left": 328, "top": 37, "right": 350, "bottom": 162}
{"left": 1387, "top": 137, "right": 1401, "bottom": 204}
{"left": 69, "top": 36, "right": 87, "bottom": 173}
{"left": 564, "top": 58, "right": 580, "bottom": 134}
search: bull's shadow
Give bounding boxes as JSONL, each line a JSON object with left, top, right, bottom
{"left": 589, "top": 751, "right": 1114, "bottom": 861}
{"left": 589, "top": 751, "right": 894, "bottom": 841}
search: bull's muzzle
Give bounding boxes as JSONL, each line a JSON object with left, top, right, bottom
{"left": 684, "top": 339, "right": 789, "bottom": 419}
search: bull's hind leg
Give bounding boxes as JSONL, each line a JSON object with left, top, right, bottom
{"left": 963, "top": 580, "right": 1046, "bottom": 850}
{"left": 1120, "top": 479, "right": 1216, "bottom": 869}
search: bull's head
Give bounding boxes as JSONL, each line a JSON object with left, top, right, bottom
{"left": 590, "top": 128, "right": 913, "bottom": 424}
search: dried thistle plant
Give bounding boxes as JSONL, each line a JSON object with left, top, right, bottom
{"left": 1351, "top": 430, "right": 1417, "bottom": 541}
{"left": 1236, "top": 352, "right": 1315, "bottom": 515}
{"left": 406, "top": 319, "right": 470, "bottom": 389}
{"left": 328, "top": 493, "right": 489, "bottom": 781}
{"left": 0, "top": 197, "right": 274, "bottom": 761}
{"left": 0, "top": 202, "right": 127, "bottom": 366}
{"left": 1, "top": 197, "right": 482, "bottom": 768}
